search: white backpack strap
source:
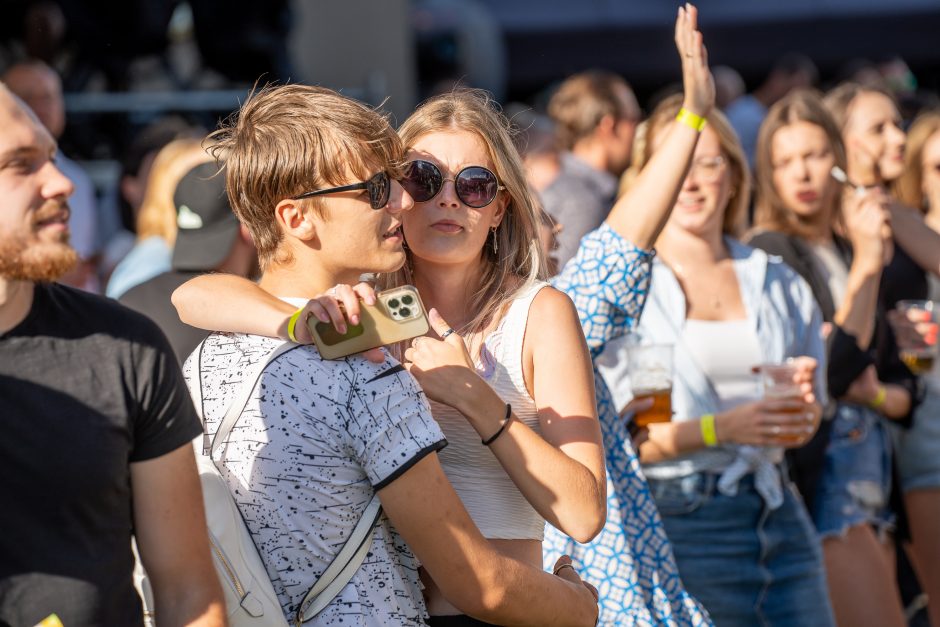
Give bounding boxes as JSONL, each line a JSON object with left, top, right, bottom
{"left": 207, "top": 341, "right": 297, "bottom": 458}
{"left": 294, "top": 494, "right": 383, "bottom": 624}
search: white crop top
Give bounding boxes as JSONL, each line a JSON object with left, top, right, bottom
{"left": 431, "top": 281, "right": 548, "bottom": 540}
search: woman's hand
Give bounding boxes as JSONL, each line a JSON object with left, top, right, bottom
{"left": 715, "top": 398, "right": 819, "bottom": 448}
{"left": 619, "top": 396, "right": 653, "bottom": 450}
{"left": 675, "top": 3, "right": 714, "bottom": 117}
{"left": 289, "top": 281, "right": 384, "bottom": 363}
{"left": 551, "top": 556, "right": 600, "bottom": 626}
{"left": 843, "top": 188, "right": 893, "bottom": 269}
{"left": 403, "top": 309, "right": 477, "bottom": 408}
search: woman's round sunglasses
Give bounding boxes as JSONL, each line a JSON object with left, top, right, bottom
{"left": 401, "top": 160, "right": 505, "bottom": 209}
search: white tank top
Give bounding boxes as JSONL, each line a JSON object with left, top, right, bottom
{"left": 431, "top": 281, "right": 548, "bottom": 540}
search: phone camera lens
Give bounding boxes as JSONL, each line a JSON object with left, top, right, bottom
{"left": 399, "top": 307, "right": 411, "bottom": 318}
{"left": 388, "top": 298, "right": 400, "bottom": 309}
{"left": 401, "top": 294, "right": 414, "bottom": 305}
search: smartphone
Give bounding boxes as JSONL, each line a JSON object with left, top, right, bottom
{"left": 309, "top": 285, "right": 430, "bottom": 360}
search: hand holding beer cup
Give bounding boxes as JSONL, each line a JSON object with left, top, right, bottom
{"left": 751, "top": 358, "right": 820, "bottom": 447}
{"left": 887, "top": 300, "right": 939, "bottom": 375}
{"left": 626, "top": 344, "right": 674, "bottom": 428}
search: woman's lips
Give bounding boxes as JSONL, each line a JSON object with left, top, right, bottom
{"left": 796, "top": 190, "right": 819, "bottom": 203}
{"left": 431, "top": 221, "right": 463, "bottom": 233}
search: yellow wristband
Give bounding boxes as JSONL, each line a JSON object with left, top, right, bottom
{"left": 700, "top": 413, "right": 718, "bottom": 447}
{"left": 869, "top": 385, "right": 887, "bottom": 409}
{"left": 676, "top": 107, "right": 707, "bottom": 132}
{"left": 287, "top": 307, "right": 306, "bottom": 343}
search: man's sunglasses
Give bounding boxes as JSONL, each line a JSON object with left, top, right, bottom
{"left": 401, "top": 160, "right": 505, "bottom": 209}
{"left": 291, "top": 171, "right": 390, "bottom": 210}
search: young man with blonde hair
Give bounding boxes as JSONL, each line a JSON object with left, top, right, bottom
{"left": 179, "top": 83, "right": 600, "bottom": 626}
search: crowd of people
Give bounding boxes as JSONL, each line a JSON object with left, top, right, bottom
{"left": 3, "top": 3, "right": 940, "bottom": 627}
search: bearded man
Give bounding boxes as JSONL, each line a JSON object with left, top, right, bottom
{"left": 0, "top": 82, "right": 225, "bottom": 627}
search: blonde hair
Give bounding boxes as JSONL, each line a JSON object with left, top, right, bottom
{"left": 208, "top": 84, "right": 404, "bottom": 270}
{"left": 136, "top": 137, "right": 212, "bottom": 244}
{"left": 388, "top": 88, "right": 546, "bottom": 339}
{"left": 823, "top": 82, "right": 896, "bottom": 132}
{"left": 753, "top": 89, "right": 847, "bottom": 239}
{"left": 620, "top": 93, "right": 750, "bottom": 236}
{"left": 894, "top": 110, "right": 940, "bottom": 211}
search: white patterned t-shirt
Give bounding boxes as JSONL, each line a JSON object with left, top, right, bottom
{"left": 185, "top": 333, "right": 447, "bottom": 626}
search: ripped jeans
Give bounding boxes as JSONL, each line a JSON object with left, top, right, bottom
{"left": 813, "top": 403, "right": 894, "bottom": 538}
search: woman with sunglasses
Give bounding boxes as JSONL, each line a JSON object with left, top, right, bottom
{"left": 747, "top": 89, "right": 906, "bottom": 627}
{"left": 173, "top": 7, "right": 713, "bottom": 625}
{"left": 595, "top": 91, "right": 835, "bottom": 627}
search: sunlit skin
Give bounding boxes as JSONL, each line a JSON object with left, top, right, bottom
{"left": 771, "top": 121, "right": 840, "bottom": 234}
{"left": 0, "top": 93, "right": 75, "bottom": 283}
{"left": 402, "top": 131, "right": 506, "bottom": 277}
{"left": 921, "top": 131, "right": 940, "bottom": 229}
{"left": 844, "top": 91, "right": 906, "bottom": 184}
{"left": 275, "top": 167, "right": 413, "bottom": 287}
{"left": 660, "top": 125, "right": 732, "bottom": 240}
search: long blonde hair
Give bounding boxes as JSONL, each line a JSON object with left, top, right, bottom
{"left": 386, "top": 88, "right": 546, "bottom": 339}
{"left": 136, "top": 137, "right": 213, "bottom": 245}
{"left": 620, "top": 93, "right": 750, "bottom": 236}
{"left": 894, "top": 110, "right": 940, "bottom": 212}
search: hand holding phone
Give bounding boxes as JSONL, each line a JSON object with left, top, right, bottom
{"left": 310, "top": 285, "right": 430, "bottom": 360}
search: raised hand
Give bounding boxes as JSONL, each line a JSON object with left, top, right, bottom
{"left": 675, "top": 3, "right": 715, "bottom": 117}
{"left": 843, "top": 188, "right": 893, "bottom": 268}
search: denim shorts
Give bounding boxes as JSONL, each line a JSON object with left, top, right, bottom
{"left": 814, "top": 403, "right": 894, "bottom": 538}
{"left": 648, "top": 471, "right": 835, "bottom": 627}
{"left": 889, "top": 378, "right": 940, "bottom": 492}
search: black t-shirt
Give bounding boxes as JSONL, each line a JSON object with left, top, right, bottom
{"left": 119, "top": 270, "right": 210, "bottom": 364}
{"left": 0, "top": 283, "right": 203, "bottom": 627}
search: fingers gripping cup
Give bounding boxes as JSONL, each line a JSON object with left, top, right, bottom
{"left": 627, "top": 344, "right": 674, "bottom": 427}
{"left": 893, "top": 300, "right": 939, "bottom": 375}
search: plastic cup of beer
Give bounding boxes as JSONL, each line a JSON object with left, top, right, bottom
{"left": 759, "top": 360, "right": 804, "bottom": 444}
{"left": 626, "top": 344, "right": 673, "bottom": 428}
{"left": 894, "top": 300, "right": 939, "bottom": 375}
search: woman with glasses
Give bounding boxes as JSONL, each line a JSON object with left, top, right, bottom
{"left": 595, "top": 93, "right": 836, "bottom": 626}
{"left": 173, "top": 7, "right": 713, "bottom": 625}
{"left": 747, "top": 89, "right": 907, "bottom": 627}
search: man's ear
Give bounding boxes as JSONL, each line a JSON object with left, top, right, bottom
{"left": 595, "top": 113, "right": 618, "bottom": 139}
{"left": 275, "top": 198, "right": 317, "bottom": 241}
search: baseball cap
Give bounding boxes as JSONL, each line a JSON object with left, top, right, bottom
{"left": 171, "top": 162, "right": 240, "bottom": 271}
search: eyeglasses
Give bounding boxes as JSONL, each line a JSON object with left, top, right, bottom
{"left": 689, "top": 156, "right": 726, "bottom": 183}
{"left": 291, "top": 171, "right": 390, "bottom": 210}
{"left": 401, "top": 160, "right": 505, "bottom": 209}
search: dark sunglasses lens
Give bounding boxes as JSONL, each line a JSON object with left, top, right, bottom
{"left": 456, "top": 167, "right": 499, "bottom": 208}
{"left": 367, "top": 172, "right": 390, "bottom": 209}
{"left": 402, "top": 160, "right": 441, "bottom": 202}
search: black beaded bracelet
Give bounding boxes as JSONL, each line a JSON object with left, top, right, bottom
{"left": 482, "top": 403, "right": 514, "bottom": 446}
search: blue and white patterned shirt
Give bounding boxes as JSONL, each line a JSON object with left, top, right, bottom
{"left": 543, "top": 223, "right": 712, "bottom": 627}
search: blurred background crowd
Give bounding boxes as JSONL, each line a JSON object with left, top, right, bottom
{"left": 4, "top": 1, "right": 940, "bottom": 625}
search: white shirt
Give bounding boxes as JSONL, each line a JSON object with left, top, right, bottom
{"left": 186, "top": 333, "right": 446, "bottom": 626}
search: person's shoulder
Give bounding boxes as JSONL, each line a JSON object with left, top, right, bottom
{"left": 35, "top": 282, "right": 175, "bottom": 356}
{"left": 526, "top": 285, "right": 581, "bottom": 339}
{"left": 117, "top": 270, "right": 177, "bottom": 304}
